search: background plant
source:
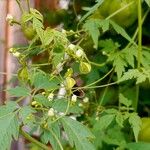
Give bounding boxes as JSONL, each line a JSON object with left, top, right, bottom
{"left": 1, "top": 0, "right": 150, "bottom": 150}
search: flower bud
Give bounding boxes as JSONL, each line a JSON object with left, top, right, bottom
{"left": 65, "top": 77, "right": 76, "bottom": 89}
{"left": 79, "top": 62, "right": 91, "bottom": 74}
{"left": 68, "top": 44, "right": 76, "bottom": 50}
{"left": 62, "top": 29, "right": 66, "bottom": 34}
{"left": 9, "top": 48, "right": 16, "bottom": 53}
{"left": 12, "top": 52, "right": 21, "bottom": 57}
{"left": 78, "top": 103, "right": 83, "bottom": 107}
{"left": 6, "top": 14, "right": 14, "bottom": 26}
{"left": 83, "top": 97, "right": 89, "bottom": 103}
{"left": 48, "top": 93, "right": 54, "bottom": 101}
{"left": 56, "top": 63, "right": 63, "bottom": 74}
{"left": 71, "top": 94, "right": 77, "bottom": 102}
{"left": 48, "top": 108, "right": 55, "bottom": 117}
{"left": 31, "top": 101, "right": 37, "bottom": 106}
{"left": 76, "top": 49, "right": 84, "bottom": 58}
{"left": 6, "top": 14, "right": 13, "bottom": 21}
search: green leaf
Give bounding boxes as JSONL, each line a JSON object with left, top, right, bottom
{"left": 102, "top": 125, "right": 126, "bottom": 146}
{"left": 123, "top": 46, "right": 137, "bottom": 68}
{"left": 0, "top": 103, "right": 19, "bottom": 150}
{"left": 34, "top": 94, "right": 52, "bottom": 107}
{"left": 99, "top": 39, "right": 120, "bottom": 53}
{"left": 32, "top": 17, "right": 44, "bottom": 42}
{"left": 79, "top": 0, "right": 104, "bottom": 23}
{"left": 52, "top": 52, "right": 65, "bottom": 67}
{"left": 52, "top": 99, "right": 83, "bottom": 114}
{"left": 119, "top": 93, "right": 132, "bottom": 107}
{"left": 31, "top": 71, "right": 59, "bottom": 90}
{"left": 41, "top": 122, "right": 61, "bottom": 150}
{"left": 30, "top": 8, "right": 43, "bottom": 22}
{"left": 94, "top": 114, "right": 115, "bottom": 131}
{"left": 145, "top": 0, "right": 150, "bottom": 7}
{"left": 8, "top": 86, "right": 30, "bottom": 97}
{"left": 21, "top": 12, "right": 33, "bottom": 23}
{"left": 120, "top": 68, "right": 150, "bottom": 84}
{"left": 61, "top": 116, "right": 95, "bottom": 150}
{"left": 0, "top": 101, "right": 19, "bottom": 116}
{"left": 110, "top": 20, "right": 133, "bottom": 44}
{"left": 115, "top": 112, "right": 124, "bottom": 127}
{"left": 19, "top": 106, "right": 36, "bottom": 124}
{"left": 126, "top": 142, "right": 150, "bottom": 150}
{"left": 108, "top": 52, "right": 127, "bottom": 78}
{"left": 42, "top": 28, "right": 53, "bottom": 46}
{"left": 83, "top": 19, "right": 109, "bottom": 48}
{"left": 128, "top": 113, "right": 142, "bottom": 142}
{"left": 18, "top": 67, "right": 29, "bottom": 82}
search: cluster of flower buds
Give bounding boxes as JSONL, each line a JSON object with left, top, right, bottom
{"left": 9, "top": 48, "right": 21, "bottom": 58}
{"left": 48, "top": 108, "right": 55, "bottom": 117}
{"left": 48, "top": 93, "right": 54, "bottom": 101}
{"left": 6, "top": 14, "right": 15, "bottom": 26}
{"left": 71, "top": 94, "right": 77, "bottom": 103}
{"left": 67, "top": 44, "right": 85, "bottom": 59}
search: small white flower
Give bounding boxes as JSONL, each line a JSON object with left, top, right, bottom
{"left": 6, "top": 14, "right": 13, "bottom": 21}
{"left": 77, "top": 15, "right": 81, "bottom": 20}
{"left": 70, "top": 116, "right": 76, "bottom": 120}
{"left": 71, "top": 94, "right": 77, "bottom": 102}
{"left": 95, "top": 117, "right": 99, "bottom": 121}
{"left": 9, "top": 48, "right": 16, "bottom": 53}
{"left": 57, "top": 84, "right": 66, "bottom": 99}
{"left": 64, "top": 53, "right": 69, "bottom": 60}
{"left": 62, "top": 29, "right": 66, "bottom": 34}
{"left": 13, "top": 52, "right": 20, "bottom": 57}
{"left": 56, "top": 63, "right": 63, "bottom": 73}
{"left": 48, "top": 93, "right": 54, "bottom": 101}
{"left": 48, "top": 108, "right": 55, "bottom": 117}
{"left": 68, "top": 44, "right": 76, "bottom": 50}
{"left": 31, "top": 101, "right": 37, "bottom": 106}
{"left": 102, "top": 51, "right": 107, "bottom": 55}
{"left": 59, "top": 112, "right": 65, "bottom": 116}
{"left": 75, "top": 49, "right": 84, "bottom": 58}
{"left": 42, "top": 92, "right": 45, "bottom": 95}
{"left": 78, "top": 103, "right": 83, "bottom": 107}
{"left": 69, "top": 30, "right": 74, "bottom": 34}
{"left": 83, "top": 97, "right": 89, "bottom": 103}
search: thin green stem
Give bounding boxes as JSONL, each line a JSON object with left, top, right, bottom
{"left": 106, "top": 1, "right": 134, "bottom": 20}
{"left": 126, "top": 9, "right": 150, "bottom": 49}
{"left": 84, "top": 54, "right": 107, "bottom": 67}
{"left": 137, "top": 1, "right": 142, "bottom": 69}
{"left": 51, "top": 98, "right": 71, "bottom": 124}
{"left": 16, "top": 0, "right": 24, "bottom": 13}
{"left": 20, "top": 128, "right": 50, "bottom": 150}
{"left": 48, "top": 128, "right": 64, "bottom": 150}
{"left": 99, "top": 71, "right": 114, "bottom": 106}
{"left": 73, "top": 0, "right": 78, "bottom": 18}
{"left": 31, "top": 63, "right": 51, "bottom": 67}
{"left": 86, "top": 68, "right": 114, "bottom": 87}
{"left": 26, "top": 0, "right": 30, "bottom": 12}
{"left": 74, "top": 81, "right": 118, "bottom": 90}
{"left": 134, "top": 0, "right": 142, "bottom": 112}
{"left": 0, "top": 72, "right": 17, "bottom": 76}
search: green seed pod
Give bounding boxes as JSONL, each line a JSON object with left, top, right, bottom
{"left": 65, "top": 77, "right": 76, "bottom": 89}
{"left": 79, "top": 62, "right": 91, "bottom": 74}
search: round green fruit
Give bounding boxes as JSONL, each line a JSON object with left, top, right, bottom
{"left": 22, "top": 25, "right": 36, "bottom": 40}
{"left": 138, "top": 118, "right": 150, "bottom": 142}
{"left": 93, "top": 0, "right": 137, "bottom": 28}
{"left": 109, "top": 0, "right": 137, "bottom": 27}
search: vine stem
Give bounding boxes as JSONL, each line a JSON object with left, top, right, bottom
{"left": 134, "top": 0, "right": 142, "bottom": 111}
{"left": 15, "top": 0, "right": 24, "bottom": 13}
{"left": 26, "top": 0, "right": 30, "bottom": 12}
{"left": 20, "top": 128, "right": 51, "bottom": 150}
